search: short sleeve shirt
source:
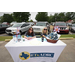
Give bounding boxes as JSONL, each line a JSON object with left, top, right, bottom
{"left": 25, "top": 32, "right": 35, "bottom": 37}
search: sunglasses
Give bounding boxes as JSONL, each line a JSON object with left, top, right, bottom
{"left": 44, "top": 29, "right": 47, "bottom": 30}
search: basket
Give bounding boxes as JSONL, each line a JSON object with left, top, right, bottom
{"left": 46, "top": 38, "right": 58, "bottom": 43}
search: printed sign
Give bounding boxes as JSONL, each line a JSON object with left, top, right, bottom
{"left": 19, "top": 51, "right": 54, "bottom": 60}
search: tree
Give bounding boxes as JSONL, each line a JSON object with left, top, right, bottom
{"left": 48, "top": 12, "right": 71, "bottom": 22}
{"left": 53, "top": 13, "right": 59, "bottom": 21}
{"left": 48, "top": 15, "right": 54, "bottom": 23}
{"left": 0, "top": 16, "right": 3, "bottom": 23}
{"left": 57, "top": 12, "right": 66, "bottom": 21}
{"left": 65, "top": 12, "right": 75, "bottom": 21}
{"left": 1, "top": 14, "right": 14, "bottom": 23}
{"left": 29, "top": 19, "right": 33, "bottom": 22}
{"left": 13, "top": 12, "right": 31, "bottom": 22}
{"left": 35, "top": 12, "right": 48, "bottom": 21}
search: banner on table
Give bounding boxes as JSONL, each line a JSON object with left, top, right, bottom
{"left": 19, "top": 51, "right": 54, "bottom": 60}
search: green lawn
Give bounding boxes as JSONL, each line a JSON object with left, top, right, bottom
{"left": 0, "top": 36, "right": 25, "bottom": 41}
{"left": 0, "top": 34, "right": 75, "bottom": 41}
{"left": 0, "top": 36, "right": 12, "bottom": 41}
{"left": 60, "top": 34, "right": 75, "bottom": 38}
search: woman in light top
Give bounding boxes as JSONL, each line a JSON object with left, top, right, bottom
{"left": 24, "top": 27, "right": 36, "bottom": 40}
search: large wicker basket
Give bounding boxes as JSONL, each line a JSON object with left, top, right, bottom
{"left": 46, "top": 38, "right": 58, "bottom": 43}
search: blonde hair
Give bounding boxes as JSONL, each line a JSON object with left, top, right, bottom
{"left": 42, "top": 27, "right": 48, "bottom": 35}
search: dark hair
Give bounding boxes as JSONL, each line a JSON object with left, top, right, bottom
{"left": 27, "top": 27, "right": 34, "bottom": 36}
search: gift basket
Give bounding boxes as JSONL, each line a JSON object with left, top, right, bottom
{"left": 46, "top": 32, "right": 58, "bottom": 43}
{"left": 46, "top": 26, "right": 60, "bottom": 43}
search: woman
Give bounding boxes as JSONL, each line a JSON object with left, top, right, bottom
{"left": 41, "top": 27, "right": 48, "bottom": 38}
{"left": 24, "top": 27, "right": 36, "bottom": 40}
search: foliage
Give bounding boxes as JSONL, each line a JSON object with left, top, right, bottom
{"left": 13, "top": 12, "right": 31, "bottom": 22}
{"left": 0, "top": 12, "right": 31, "bottom": 23}
{"left": 48, "top": 12, "right": 75, "bottom": 23}
{"left": 35, "top": 12, "right": 48, "bottom": 21}
{"left": 1, "top": 12, "right": 75, "bottom": 23}
{"left": 29, "top": 19, "right": 33, "bottom": 22}
{"left": 0, "top": 16, "right": 3, "bottom": 23}
{"left": 1, "top": 14, "right": 14, "bottom": 23}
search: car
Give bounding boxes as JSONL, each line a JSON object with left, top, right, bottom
{"left": 66, "top": 23, "right": 72, "bottom": 30}
{"left": 5, "top": 23, "right": 31, "bottom": 35}
{"left": 21, "top": 22, "right": 25, "bottom": 23}
{"left": 25, "top": 22, "right": 34, "bottom": 26}
{"left": 10, "top": 22, "right": 17, "bottom": 26}
{"left": 70, "top": 24, "right": 75, "bottom": 32}
{"left": 2, "top": 22, "right": 9, "bottom": 25}
{"left": 0, "top": 24, "right": 8, "bottom": 33}
{"left": 32, "top": 22, "right": 50, "bottom": 34}
{"left": 28, "top": 22, "right": 35, "bottom": 26}
{"left": 53, "top": 22, "right": 69, "bottom": 34}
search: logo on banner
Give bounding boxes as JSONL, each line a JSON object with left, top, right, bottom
{"left": 19, "top": 52, "right": 54, "bottom": 60}
{"left": 19, "top": 51, "right": 30, "bottom": 60}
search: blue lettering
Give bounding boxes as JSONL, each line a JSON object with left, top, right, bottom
{"left": 30, "top": 53, "right": 54, "bottom": 58}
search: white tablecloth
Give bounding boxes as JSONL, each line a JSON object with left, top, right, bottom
{"left": 5, "top": 38, "right": 66, "bottom": 62}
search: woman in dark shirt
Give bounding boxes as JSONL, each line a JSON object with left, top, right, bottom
{"left": 24, "top": 27, "right": 36, "bottom": 40}
{"left": 41, "top": 27, "right": 48, "bottom": 38}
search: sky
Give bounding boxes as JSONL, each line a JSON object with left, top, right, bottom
{"left": 0, "top": 12, "right": 60, "bottom": 21}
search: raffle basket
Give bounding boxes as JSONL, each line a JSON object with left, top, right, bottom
{"left": 46, "top": 38, "right": 58, "bottom": 43}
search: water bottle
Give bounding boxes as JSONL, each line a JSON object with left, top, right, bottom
{"left": 21, "top": 36, "right": 23, "bottom": 42}
{"left": 42, "top": 36, "right": 44, "bottom": 42}
{"left": 13, "top": 35, "right": 15, "bottom": 42}
{"left": 13, "top": 35, "right": 17, "bottom": 43}
{"left": 15, "top": 35, "right": 18, "bottom": 42}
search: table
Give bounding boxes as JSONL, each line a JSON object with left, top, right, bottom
{"left": 5, "top": 38, "right": 66, "bottom": 62}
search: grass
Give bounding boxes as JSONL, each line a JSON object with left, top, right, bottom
{"left": 0, "top": 36, "right": 13, "bottom": 41}
{"left": 60, "top": 34, "right": 75, "bottom": 38}
{"left": 0, "top": 35, "right": 25, "bottom": 41}
{"left": 0, "top": 34, "right": 75, "bottom": 41}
